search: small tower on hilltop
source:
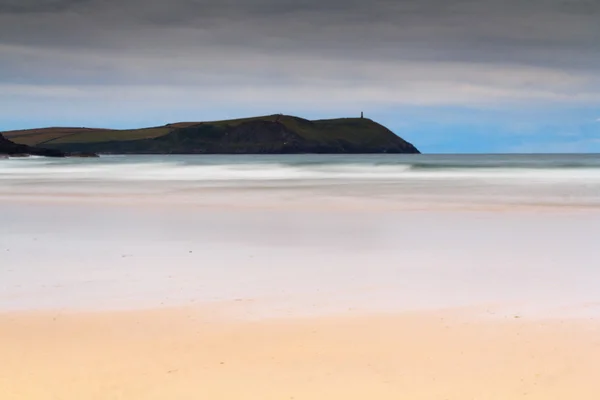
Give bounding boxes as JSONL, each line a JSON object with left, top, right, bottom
{"left": 361, "top": 111, "right": 364, "bottom": 119}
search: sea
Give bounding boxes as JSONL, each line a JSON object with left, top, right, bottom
{"left": 2, "top": 154, "right": 600, "bottom": 318}
{"left": 1, "top": 153, "right": 600, "bottom": 209}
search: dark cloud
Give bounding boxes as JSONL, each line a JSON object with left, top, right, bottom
{"left": 0, "top": 0, "right": 90, "bottom": 13}
{"left": 0, "top": 0, "right": 599, "bottom": 109}
{"left": 1, "top": 0, "right": 598, "bottom": 68}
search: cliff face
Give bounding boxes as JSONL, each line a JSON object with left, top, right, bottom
{"left": 0, "top": 133, "right": 65, "bottom": 157}
{"left": 2, "top": 115, "right": 421, "bottom": 155}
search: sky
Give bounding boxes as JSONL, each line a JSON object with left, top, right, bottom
{"left": 1, "top": 0, "right": 599, "bottom": 153}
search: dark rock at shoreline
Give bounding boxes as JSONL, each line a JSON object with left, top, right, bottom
{"left": 0, "top": 133, "right": 66, "bottom": 157}
{"left": 0, "top": 133, "right": 99, "bottom": 158}
{"left": 69, "top": 152, "right": 100, "bottom": 158}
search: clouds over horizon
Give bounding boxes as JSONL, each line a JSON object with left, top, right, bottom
{"left": 1, "top": 0, "right": 599, "bottom": 151}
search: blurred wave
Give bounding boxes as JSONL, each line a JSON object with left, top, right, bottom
{"left": 2, "top": 154, "right": 600, "bottom": 208}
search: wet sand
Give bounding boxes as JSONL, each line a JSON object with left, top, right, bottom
{"left": 3, "top": 203, "right": 600, "bottom": 315}
{"left": 1, "top": 307, "right": 599, "bottom": 400}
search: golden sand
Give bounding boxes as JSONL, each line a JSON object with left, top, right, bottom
{"left": 1, "top": 308, "right": 599, "bottom": 400}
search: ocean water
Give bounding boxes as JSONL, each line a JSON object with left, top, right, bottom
{"left": 2, "top": 154, "right": 600, "bottom": 317}
{"left": 1, "top": 153, "right": 600, "bottom": 209}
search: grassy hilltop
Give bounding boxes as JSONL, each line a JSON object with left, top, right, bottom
{"left": 2, "top": 115, "right": 420, "bottom": 154}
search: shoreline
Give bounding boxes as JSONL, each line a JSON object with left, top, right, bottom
{"left": 3, "top": 191, "right": 600, "bottom": 213}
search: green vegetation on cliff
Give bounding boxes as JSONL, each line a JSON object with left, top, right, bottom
{"left": 2, "top": 115, "right": 420, "bottom": 154}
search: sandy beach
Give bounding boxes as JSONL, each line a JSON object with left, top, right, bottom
{"left": 2, "top": 307, "right": 600, "bottom": 400}
{"left": 2, "top": 204, "right": 600, "bottom": 399}
{"left": 2, "top": 155, "right": 600, "bottom": 399}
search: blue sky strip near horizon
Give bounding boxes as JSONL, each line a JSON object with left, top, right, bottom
{"left": 1, "top": 0, "right": 599, "bottom": 153}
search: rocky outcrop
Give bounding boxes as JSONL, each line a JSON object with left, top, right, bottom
{"left": 0, "top": 133, "right": 66, "bottom": 157}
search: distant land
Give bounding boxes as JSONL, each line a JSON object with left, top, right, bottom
{"left": 1, "top": 115, "right": 420, "bottom": 155}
